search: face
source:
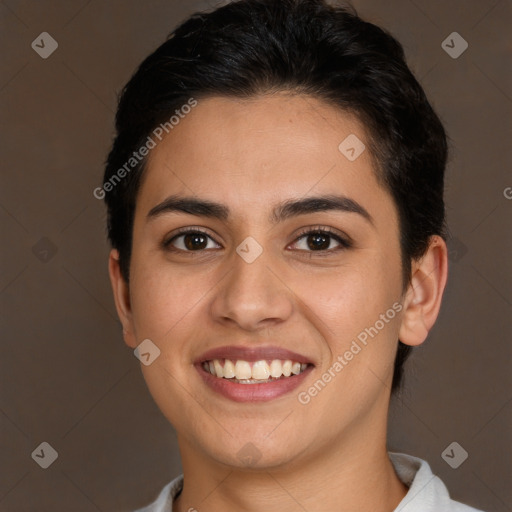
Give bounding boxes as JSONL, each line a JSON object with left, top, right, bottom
{"left": 115, "top": 94, "right": 413, "bottom": 470}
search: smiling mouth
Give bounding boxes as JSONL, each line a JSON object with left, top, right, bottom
{"left": 201, "top": 358, "right": 310, "bottom": 384}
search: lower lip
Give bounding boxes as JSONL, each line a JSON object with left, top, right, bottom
{"left": 196, "top": 364, "right": 314, "bottom": 402}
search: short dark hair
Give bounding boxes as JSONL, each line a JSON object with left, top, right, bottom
{"left": 103, "top": 0, "right": 448, "bottom": 393}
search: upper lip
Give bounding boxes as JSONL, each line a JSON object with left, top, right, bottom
{"left": 195, "top": 345, "right": 314, "bottom": 365}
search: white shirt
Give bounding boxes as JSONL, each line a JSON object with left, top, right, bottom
{"left": 134, "top": 452, "right": 484, "bottom": 511}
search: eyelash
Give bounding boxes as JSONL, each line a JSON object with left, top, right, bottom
{"left": 162, "top": 226, "right": 352, "bottom": 255}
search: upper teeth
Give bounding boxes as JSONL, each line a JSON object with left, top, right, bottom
{"left": 203, "top": 359, "right": 308, "bottom": 380}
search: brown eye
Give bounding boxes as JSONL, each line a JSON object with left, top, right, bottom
{"left": 306, "top": 232, "right": 331, "bottom": 250}
{"left": 182, "top": 232, "right": 208, "bottom": 250}
{"left": 291, "top": 228, "right": 351, "bottom": 252}
{"left": 164, "top": 230, "right": 221, "bottom": 252}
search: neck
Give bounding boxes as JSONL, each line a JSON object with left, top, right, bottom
{"left": 174, "top": 416, "right": 407, "bottom": 512}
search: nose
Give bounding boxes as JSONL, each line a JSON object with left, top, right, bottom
{"left": 210, "top": 248, "right": 294, "bottom": 332}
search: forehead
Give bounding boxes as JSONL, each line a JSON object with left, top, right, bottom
{"left": 136, "top": 93, "right": 394, "bottom": 225}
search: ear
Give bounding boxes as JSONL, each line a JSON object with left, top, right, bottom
{"left": 399, "top": 235, "right": 449, "bottom": 347}
{"left": 108, "top": 249, "right": 138, "bottom": 348}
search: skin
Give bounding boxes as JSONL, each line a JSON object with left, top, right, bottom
{"left": 109, "top": 93, "right": 448, "bottom": 512}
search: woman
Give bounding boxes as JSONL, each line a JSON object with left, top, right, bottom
{"left": 102, "top": 1, "right": 484, "bottom": 510}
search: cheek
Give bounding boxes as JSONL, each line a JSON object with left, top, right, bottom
{"left": 290, "top": 256, "right": 402, "bottom": 342}
{"left": 128, "top": 256, "right": 207, "bottom": 343}
{"left": 290, "top": 257, "right": 404, "bottom": 409}
{"left": 290, "top": 266, "right": 402, "bottom": 424}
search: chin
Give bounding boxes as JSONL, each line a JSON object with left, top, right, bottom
{"left": 201, "top": 429, "right": 306, "bottom": 470}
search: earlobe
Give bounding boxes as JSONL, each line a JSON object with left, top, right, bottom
{"left": 108, "top": 249, "right": 138, "bottom": 348}
{"left": 398, "top": 236, "right": 449, "bottom": 347}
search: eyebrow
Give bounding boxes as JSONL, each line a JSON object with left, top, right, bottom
{"left": 147, "top": 194, "right": 373, "bottom": 225}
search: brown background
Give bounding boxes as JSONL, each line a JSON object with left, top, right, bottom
{"left": 1, "top": 0, "right": 511, "bottom": 511}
